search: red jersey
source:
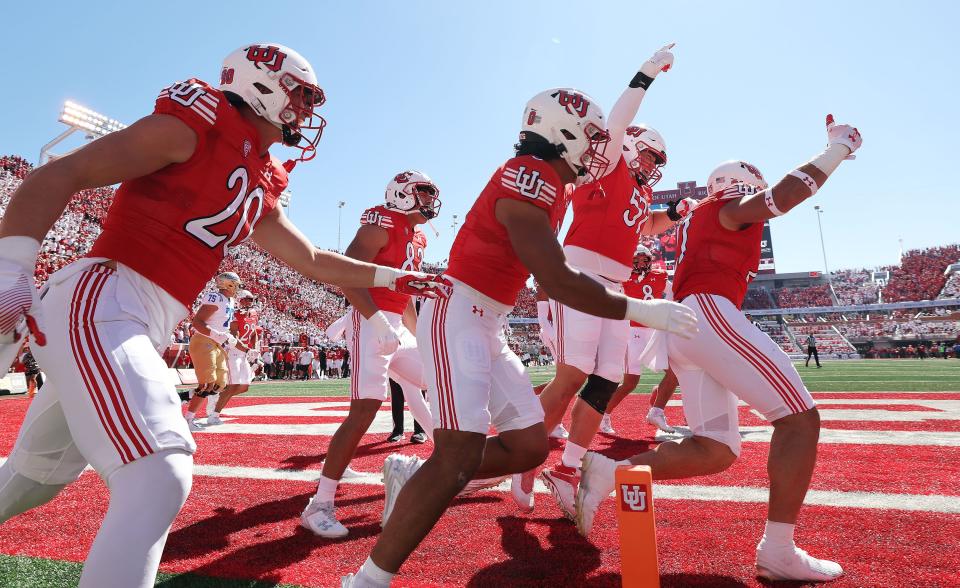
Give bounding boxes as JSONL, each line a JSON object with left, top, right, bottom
{"left": 564, "top": 158, "right": 650, "bottom": 278}
{"left": 672, "top": 195, "right": 763, "bottom": 309}
{"left": 89, "top": 79, "right": 287, "bottom": 308}
{"left": 623, "top": 268, "right": 669, "bottom": 328}
{"left": 446, "top": 156, "right": 569, "bottom": 306}
{"left": 360, "top": 206, "right": 428, "bottom": 314}
{"left": 233, "top": 308, "right": 260, "bottom": 347}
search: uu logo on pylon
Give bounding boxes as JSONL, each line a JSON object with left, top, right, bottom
{"left": 619, "top": 483, "right": 649, "bottom": 512}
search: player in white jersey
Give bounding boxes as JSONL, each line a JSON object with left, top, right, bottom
{"left": 207, "top": 290, "right": 261, "bottom": 425}
{"left": 184, "top": 272, "right": 252, "bottom": 430}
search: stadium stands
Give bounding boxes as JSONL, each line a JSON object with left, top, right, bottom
{"left": 3, "top": 153, "right": 959, "bottom": 364}
{"left": 884, "top": 245, "right": 960, "bottom": 302}
{"left": 831, "top": 269, "right": 880, "bottom": 305}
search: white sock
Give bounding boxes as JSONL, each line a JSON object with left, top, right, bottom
{"left": 185, "top": 411, "right": 196, "bottom": 420}
{"left": 355, "top": 556, "right": 395, "bottom": 587}
{"left": 209, "top": 411, "right": 219, "bottom": 419}
{"left": 758, "top": 520, "right": 796, "bottom": 550}
{"left": 314, "top": 474, "right": 339, "bottom": 503}
{"left": 561, "top": 442, "right": 588, "bottom": 469}
{"left": 206, "top": 393, "right": 219, "bottom": 415}
{"left": 79, "top": 450, "right": 192, "bottom": 588}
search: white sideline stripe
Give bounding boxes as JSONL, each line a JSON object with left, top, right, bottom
{"left": 188, "top": 464, "right": 960, "bottom": 514}
{"left": 1, "top": 458, "right": 956, "bottom": 514}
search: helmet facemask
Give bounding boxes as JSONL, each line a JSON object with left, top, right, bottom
{"left": 411, "top": 184, "right": 441, "bottom": 220}
{"left": 633, "top": 252, "right": 653, "bottom": 276}
{"left": 275, "top": 74, "right": 326, "bottom": 161}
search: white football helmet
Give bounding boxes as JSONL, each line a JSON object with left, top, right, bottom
{"left": 219, "top": 44, "right": 326, "bottom": 162}
{"left": 707, "top": 160, "right": 768, "bottom": 199}
{"left": 634, "top": 244, "right": 653, "bottom": 275}
{"left": 623, "top": 125, "right": 667, "bottom": 186}
{"left": 216, "top": 272, "right": 242, "bottom": 297}
{"left": 521, "top": 88, "right": 611, "bottom": 181}
{"left": 384, "top": 171, "right": 441, "bottom": 219}
{"left": 238, "top": 289, "right": 256, "bottom": 306}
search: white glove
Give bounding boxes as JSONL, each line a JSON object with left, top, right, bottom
{"left": 536, "top": 301, "right": 555, "bottom": 349}
{"left": 246, "top": 348, "right": 260, "bottom": 363}
{"left": 825, "top": 114, "right": 862, "bottom": 159}
{"left": 373, "top": 266, "right": 452, "bottom": 299}
{"left": 639, "top": 43, "right": 676, "bottom": 78}
{"left": 367, "top": 311, "right": 401, "bottom": 355}
{"left": 625, "top": 298, "right": 698, "bottom": 339}
{"left": 208, "top": 328, "right": 238, "bottom": 348}
{"left": 0, "top": 237, "right": 45, "bottom": 348}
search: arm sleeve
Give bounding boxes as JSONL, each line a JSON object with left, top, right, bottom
{"left": 602, "top": 84, "right": 649, "bottom": 178}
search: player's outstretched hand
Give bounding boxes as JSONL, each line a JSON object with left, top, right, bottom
{"left": 0, "top": 260, "right": 46, "bottom": 347}
{"left": 825, "top": 114, "right": 862, "bottom": 160}
{"left": 625, "top": 298, "right": 698, "bottom": 339}
{"left": 640, "top": 43, "right": 676, "bottom": 78}
{"left": 391, "top": 272, "right": 453, "bottom": 299}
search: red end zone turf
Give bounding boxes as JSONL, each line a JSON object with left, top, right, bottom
{"left": 0, "top": 394, "right": 957, "bottom": 587}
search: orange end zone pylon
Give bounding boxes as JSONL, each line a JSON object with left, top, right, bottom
{"left": 615, "top": 465, "right": 659, "bottom": 587}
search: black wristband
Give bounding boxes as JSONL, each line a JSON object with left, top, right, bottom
{"left": 629, "top": 71, "right": 655, "bottom": 90}
{"left": 667, "top": 200, "right": 682, "bottom": 222}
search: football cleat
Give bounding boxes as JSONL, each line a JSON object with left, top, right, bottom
{"left": 646, "top": 407, "right": 675, "bottom": 433}
{"left": 599, "top": 413, "right": 616, "bottom": 435}
{"left": 510, "top": 469, "right": 536, "bottom": 513}
{"left": 540, "top": 463, "right": 580, "bottom": 520}
{"left": 300, "top": 497, "right": 348, "bottom": 538}
{"left": 575, "top": 452, "right": 619, "bottom": 537}
{"left": 340, "top": 574, "right": 357, "bottom": 587}
{"left": 381, "top": 454, "right": 424, "bottom": 527}
{"left": 549, "top": 423, "right": 569, "bottom": 439}
{"left": 206, "top": 414, "right": 223, "bottom": 426}
{"left": 756, "top": 546, "right": 844, "bottom": 582}
{"left": 186, "top": 417, "right": 204, "bottom": 432}
{"left": 410, "top": 432, "right": 428, "bottom": 444}
{"left": 386, "top": 431, "right": 404, "bottom": 443}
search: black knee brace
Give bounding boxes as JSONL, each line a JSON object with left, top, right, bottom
{"left": 577, "top": 374, "right": 619, "bottom": 414}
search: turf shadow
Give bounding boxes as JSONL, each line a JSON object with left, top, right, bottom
{"left": 467, "top": 515, "right": 607, "bottom": 587}
{"left": 164, "top": 491, "right": 382, "bottom": 560}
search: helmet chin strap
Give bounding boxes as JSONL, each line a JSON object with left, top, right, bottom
{"left": 425, "top": 219, "right": 440, "bottom": 238}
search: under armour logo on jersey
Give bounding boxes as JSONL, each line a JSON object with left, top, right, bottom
{"left": 472, "top": 305, "right": 484, "bottom": 317}
{"left": 245, "top": 45, "right": 287, "bottom": 72}
{"left": 619, "top": 484, "right": 648, "bottom": 512}
{"left": 514, "top": 166, "right": 545, "bottom": 200}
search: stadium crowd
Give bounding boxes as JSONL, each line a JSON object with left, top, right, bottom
{"left": 3, "top": 154, "right": 959, "bottom": 367}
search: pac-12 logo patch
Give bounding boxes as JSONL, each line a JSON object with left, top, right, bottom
{"left": 619, "top": 483, "right": 649, "bottom": 512}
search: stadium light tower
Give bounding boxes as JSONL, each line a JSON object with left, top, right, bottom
{"left": 40, "top": 101, "right": 127, "bottom": 165}
{"left": 450, "top": 214, "right": 459, "bottom": 234}
{"left": 814, "top": 205, "right": 831, "bottom": 283}
{"left": 337, "top": 201, "right": 346, "bottom": 251}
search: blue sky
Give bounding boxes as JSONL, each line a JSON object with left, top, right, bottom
{"left": 1, "top": 1, "right": 957, "bottom": 273}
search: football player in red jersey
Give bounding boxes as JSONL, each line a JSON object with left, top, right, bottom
{"left": 600, "top": 246, "right": 679, "bottom": 435}
{"left": 300, "top": 171, "right": 438, "bottom": 538}
{"left": 0, "top": 44, "right": 446, "bottom": 588}
{"left": 577, "top": 115, "right": 862, "bottom": 583}
{"left": 342, "top": 87, "right": 697, "bottom": 586}
{"left": 206, "top": 289, "right": 261, "bottom": 425}
{"left": 533, "top": 45, "right": 700, "bottom": 518}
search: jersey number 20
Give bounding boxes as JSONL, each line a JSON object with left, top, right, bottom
{"left": 185, "top": 166, "right": 266, "bottom": 253}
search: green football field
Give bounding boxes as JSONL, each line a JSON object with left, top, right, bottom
{"left": 1, "top": 359, "right": 958, "bottom": 587}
